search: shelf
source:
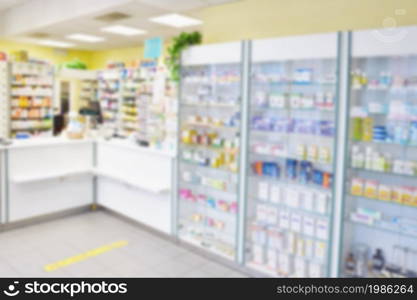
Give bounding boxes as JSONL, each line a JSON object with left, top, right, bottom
{"left": 99, "top": 97, "right": 119, "bottom": 101}
{"left": 179, "top": 234, "right": 235, "bottom": 261}
{"left": 350, "top": 167, "right": 417, "bottom": 178}
{"left": 351, "top": 139, "right": 417, "bottom": 148}
{"left": 181, "top": 200, "right": 237, "bottom": 217}
{"left": 11, "top": 94, "right": 52, "bottom": 97}
{"left": 246, "top": 262, "right": 280, "bottom": 278}
{"left": 11, "top": 106, "right": 52, "bottom": 109}
{"left": 180, "top": 180, "right": 236, "bottom": 195}
{"left": 347, "top": 219, "right": 417, "bottom": 240}
{"left": 11, "top": 117, "right": 52, "bottom": 121}
{"left": 182, "top": 122, "right": 239, "bottom": 131}
{"left": 181, "top": 143, "right": 238, "bottom": 153}
{"left": 253, "top": 80, "right": 336, "bottom": 86}
{"left": 251, "top": 197, "right": 330, "bottom": 218}
{"left": 11, "top": 169, "right": 92, "bottom": 184}
{"left": 250, "top": 152, "right": 333, "bottom": 167}
{"left": 94, "top": 169, "right": 170, "bottom": 194}
{"left": 181, "top": 160, "right": 237, "bottom": 175}
{"left": 182, "top": 102, "right": 239, "bottom": 108}
{"left": 251, "top": 106, "right": 335, "bottom": 113}
{"left": 351, "top": 85, "right": 417, "bottom": 92}
{"left": 251, "top": 130, "right": 334, "bottom": 140}
{"left": 349, "top": 194, "right": 417, "bottom": 210}
{"left": 11, "top": 82, "right": 53, "bottom": 86}
{"left": 11, "top": 127, "right": 52, "bottom": 131}
{"left": 250, "top": 174, "right": 333, "bottom": 192}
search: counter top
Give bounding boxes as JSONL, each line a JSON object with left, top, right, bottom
{"left": 3, "top": 137, "right": 176, "bottom": 157}
{"left": 6, "top": 137, "right": 94, "bottom": 149}
{"left": 96, "top": 138, "right": 176, "bottom": 158}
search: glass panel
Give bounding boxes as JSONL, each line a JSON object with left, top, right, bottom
{"left": 341, "top": 53, "right": 417, "bottom": 277}
{"left": 178, "top": 62, "right": 241, "bottom": 260}
{"left": 245, "top": 42, "right": 338, "bottom": 277}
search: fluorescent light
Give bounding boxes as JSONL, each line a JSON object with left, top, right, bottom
{"left": 149, "top": 13, "right": 202, "bottom": 28}
{"left": 101, "top": 25, "right": 146, "bottom": 36}
{"left": 37, "top": 39, "right": 75, "bottom": 48}
{"left": 66, "top": 33, "right": 105, "bottom": 43}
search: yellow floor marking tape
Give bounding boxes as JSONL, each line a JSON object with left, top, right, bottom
{"left": 44, "top": 240, "right": 128, "bottom": 272}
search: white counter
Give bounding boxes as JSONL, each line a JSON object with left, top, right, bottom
{"left": 6, "top": 137, "right": 94, "bottom": 222}
{"left": 96, "top": 138, "right": 175, "bottom": 158}
{"left": 95, "top": 138, "right": 175, "bottom": 234}
{"left": 0, "top": 137, "right": 176, "bottom": 234}
{"left": 8, "top": 137, "right": 93, "bottom": 149}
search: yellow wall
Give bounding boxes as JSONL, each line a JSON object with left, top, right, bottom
{"left": 88, "top": 0, "right": 417, "bottom": 69}
{"left": 0, "top": 39, "right": 93, "bottom": 67}
{"left": 3, "top": 0, "right": 417, "bottom": 69}
{"left": 199, "top": 0, "right": 417, "bottom": 43}
{"left": 89, "top": 45, "right": 144, "bottom": 70}
{"left": 89, "top": 42, "right": 172, "bottom": 70}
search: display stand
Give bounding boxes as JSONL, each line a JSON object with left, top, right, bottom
{"left": 95, "top": 138, "right": 175, "bottom": 234}
{"left": 340, "top": 26, "right": 417, "bottom": 278}
{"left": 9, "top": 62, "right": 54, "bottom": 138}
{"left": 178, "top": 42, "right": 243, "bottom": 260}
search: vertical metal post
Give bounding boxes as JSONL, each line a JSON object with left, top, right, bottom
{"left": 330, "top": 31, "right": 351, "bottom": 277}
{"left": 237, "top": 40, "right": 251, "bottom": 265}
{"left": 4, "top": 149, "right": 9, "bottom": 223}
{"left": 0, "top": 149, "right": 4, "bottom": 224}
{"left": 172, "top": 57, "right": 182, "bottom": 239}
{"left": 92, "top": 141, "right": 98, "bottom": 210}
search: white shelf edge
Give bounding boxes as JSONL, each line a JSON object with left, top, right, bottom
{"left": 11, "top": 167, "right": 171, "bottom": 195}
{"left": 11, "top": 169, "right": 93, "bottom": 184}
{"left": 94, "top": 168, "right": 170, "bottom": 194}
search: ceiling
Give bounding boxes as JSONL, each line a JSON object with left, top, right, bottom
{"left": 0, "top": 0, "right": 238, "bottom": 50}
{"left": 0, "top": 0, "right": 26, "bottom": 12}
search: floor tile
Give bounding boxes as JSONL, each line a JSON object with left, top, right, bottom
{"left": 0, "top": 211, "right": 248, "bottom": 278}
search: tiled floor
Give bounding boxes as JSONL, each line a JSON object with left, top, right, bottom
{"left": 0, "top": 211, "right": 247, "bottom": 278}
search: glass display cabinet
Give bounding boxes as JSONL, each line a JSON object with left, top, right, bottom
{"left": 245, "top": 33, "right": 339, "bottom": 277}
{"left": 177, "top": 42, "right": 243, "bottom": 260}
{"left": 340, "top": 26, "right": 417, "bottom": 278}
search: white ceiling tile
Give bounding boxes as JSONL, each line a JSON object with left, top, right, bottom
{"left": 1, "top": 0, "right": 228, "bottom": 50}
{"left": 137, "top": 0, "right": 206, "bottom": 12}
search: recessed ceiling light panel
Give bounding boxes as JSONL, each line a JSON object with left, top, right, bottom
{"left": 95, "top": 12, "right": 131, "bottom": 22}
{"left": 149, "top": 13, "right": 202, "bottom": 28}
{"left": 37, "top": 40, "right": 75, "bottom": 48}
{"left": 101, "top": 25, "right": 146, "bottom": 36}
{"left": 66, "top": 33, "right": 105, "bottom": 43}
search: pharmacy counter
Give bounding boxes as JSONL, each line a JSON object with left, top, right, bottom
{"left": 1, "top": 137, "right": 176, "bottom": 234}
{"left": 95, "top": 139, "right": 175, "bottom": 234}
{"left": 5, "top": 138, "right": 94, "bottom": 222}
{"left": 0, "top": 145, "right": 7, "bottom": 223}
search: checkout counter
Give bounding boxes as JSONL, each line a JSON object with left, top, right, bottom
{"left": 0, "top": 137, "right": 175, "bottom": 234}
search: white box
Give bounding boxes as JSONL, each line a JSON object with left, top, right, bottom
{"left": 279, "top": 210, "right": 290, "bottom": 229}
{"left": 316, "top": 219, "right": 329, "bottom": 240}
{"left": 303, "top": 216, "right": 315, "bottom": 237}
{"left": 286, "top": 188, "right": 300, "bottom": 207}
{"left": 270, "top": 185, "right": 282, "bottom": 203}
{"left": 315, "top": 192, "right": 328, "bottom": 214}
{"left": 305, "top": 239, "right": 314, "bottom": 258}
{"left": 278, "top": 253, "right": 293, "bottom": 276}
{"left": 258, "top": 181, "right": 269, "bottom": 201}
{"left": 253, "top": 244, "right": 265, "bottom": 265}
{"left": 302, "top": 190, "right": 314, "bottom": 211}
{"left": 290, "top": 213, "right": 302, "bottom": 232}
{"left": 296, "top": 238, "right": 304, "bottom": 257}
{"left": 309, "top": 262, "right": 323, "bottom": 277}
{"left": 267, "top": 248, "right": 278, "bottom": 270}
{"left": 294, "top": 257, "right": 307, "bottom": 277}
{"left": 267, "top": 206, "right": 278, "bottom": 225}
{"left": 315, "top": 241, "right": 327, "bottom": 260}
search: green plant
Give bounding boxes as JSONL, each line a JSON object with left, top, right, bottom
{"left": 167, "top": 31, "right": 202, "bottom": 81}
